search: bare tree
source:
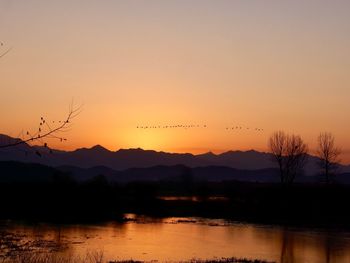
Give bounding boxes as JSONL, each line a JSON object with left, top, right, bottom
{"left": 0, "top": 102, "right": 82, "bottom": 151}
{"left": 269, "top": 131, "right": 308, "bottom": 184}
{"left": 284, "top": 134, "right": 308, "bottom": 183}
{"left": 269, "top": 131, "right": 287, "bottom": 183}
{"left": 316, "top": 132, "right": 341, "bottom": 183}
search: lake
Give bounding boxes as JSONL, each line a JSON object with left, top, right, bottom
{"left": 1, "top": 214, "right": 350, "bottom": 263}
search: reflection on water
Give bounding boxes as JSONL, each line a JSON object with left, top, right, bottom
{"left": 1, "top": 215, "right": 350, "bottom": 263}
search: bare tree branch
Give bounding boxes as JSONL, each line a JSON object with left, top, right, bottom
{"left": 269, "top": 131, "right": 308, "bottom": 184}
{"left": 269, "top": 131, "right": 287, "bottom": 183}
{"left": 284, "top": 134, "right": 308, "bottom": 183}
{"left": 0, "top": 41, "right": 12, "bottom": 59}
{"left": 0, "top": 102, "right": 82, "bottom": 149}
{"left": 0, "top": 46, "right": 12, "bottom": 59}
{"left": 316, "top": 132, "right": 341, "bottom": 183}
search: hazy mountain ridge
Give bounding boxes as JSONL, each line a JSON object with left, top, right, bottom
{"left": 0, "top": 161, "right": 59, "bottom": 183}
{"left": 1, "top": 134, "right": 350, "bottom": 176}
{"left": 0, "top": 161, "right": 304, "bottom": 183}
{"left": 3, "top": 160, "right": 350, "bottom": 184}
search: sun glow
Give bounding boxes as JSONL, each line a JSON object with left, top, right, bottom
{"left": 122, "top": 129, "right": 168, "bottom": 151}
{"left": 1, "top": 1, "right": 350, "bottom": 162}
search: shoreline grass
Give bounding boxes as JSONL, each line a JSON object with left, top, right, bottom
{"left": 1, "top": 253, "right": 275, "bottom": 263}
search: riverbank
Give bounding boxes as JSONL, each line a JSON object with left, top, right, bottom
{"left": 2, "top": 254, "right": 275, "bottom": 263}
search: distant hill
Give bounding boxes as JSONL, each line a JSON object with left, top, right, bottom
{"left": 0, "top": 161, "right": 61, "bottom": 183}
{"left": 0, "top": 161, "right": 298, "bottom": 183}
{"left": 1, "top": 133, "right": 350, "bottom": 176}
{"left": 59, "top": 164, "right": 280, "bottom": 183}
{"left": 2, "top": 161, "right": 349, "bottom": 184}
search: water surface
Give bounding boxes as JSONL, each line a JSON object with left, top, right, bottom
{"left": 1, "top": 215, "right": 350, "bottom": 263}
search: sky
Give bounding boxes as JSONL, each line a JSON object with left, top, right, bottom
{"left": 1, "top": 0, "right": 350, "bottom": 162}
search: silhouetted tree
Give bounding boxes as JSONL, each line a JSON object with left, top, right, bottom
{"left": 316, "top": 132, "right": 341, "bottom": 183}
{"left": 269, "top": 131, "right": 287, "bottom": 183}
{"left": 269, "top": 131, "right": 308, "bottom": 184}
{"left": 284, "top": 134, "right": 308, "bottom": 183}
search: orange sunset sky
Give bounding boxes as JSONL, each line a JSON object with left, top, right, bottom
{"left": 1, "top": 1, "right": 350, "bottom": 163}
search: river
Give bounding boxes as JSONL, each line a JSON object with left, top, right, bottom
{"left": 1, "top": 215, "right": 350, "bottom": 262}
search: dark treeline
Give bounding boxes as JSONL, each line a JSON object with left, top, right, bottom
{"left": 0, "top": 174, "right": 121, "bottom": 222}
{"left": 2, "top": 171, "right": 350, "bottom": 228}
{"left": 131, "top": 181, "right": 350, "bottom": 228}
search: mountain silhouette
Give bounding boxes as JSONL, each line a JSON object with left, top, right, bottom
{"left": 0, "top": 161, "right": 60, "bottom": 183}
{"left": 0, "top": 161, "right": 307, "bottom": 183}
{"left": 1, "top": 134, "right": 349, "bottom": 176}
{"left": 3, "top": 161, "right": 350, "bottom": 184}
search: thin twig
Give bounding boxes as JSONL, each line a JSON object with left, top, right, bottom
{"left": 0, "top": 103, "right": 82, "bottom": 149}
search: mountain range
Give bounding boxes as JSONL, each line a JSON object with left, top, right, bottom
{"left": 1, "top": 134, "right": 350, "bottom": 182}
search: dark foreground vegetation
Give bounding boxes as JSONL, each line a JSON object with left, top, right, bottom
{"left": 1, "top": 252, "right": 274, "bottom": 263}
{"left": 124, "top": 181, "right": 350, "bottom": 228}
{"left": 1, "top": 167, "right": 350, "bottom": 228}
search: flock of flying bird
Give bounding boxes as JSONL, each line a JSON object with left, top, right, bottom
{"left": 136, "top": 124, "right": 264, "bottom": 132}
{"left": 136, "top": 124, "right": 207, "bottom": 129}
{"left": 225, "top": 126, "right": 264, "bottom": 132}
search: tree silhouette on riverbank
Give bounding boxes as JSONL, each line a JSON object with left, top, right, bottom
{"left": 317, "top": 132, "right": 341, "bottom": 183}
{"left": 268, "top": 131, "right": 308, "bottom": 184}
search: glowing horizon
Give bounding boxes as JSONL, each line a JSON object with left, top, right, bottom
{"left": 1, "top": 1, "right": 350, "bottom": 163}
